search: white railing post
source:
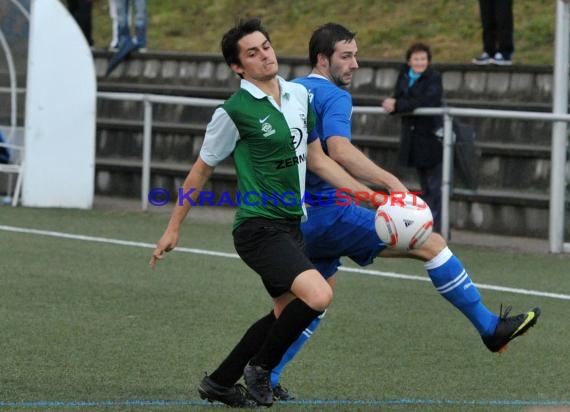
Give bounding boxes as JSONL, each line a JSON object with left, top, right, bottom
{"left": 550, "top": 0, "right": 569, "bottom": 253}
{"left": 441, "top": 112, "right": 454, "bottom": 240}
{"left": 0, "top": 28, "right": 18, "bottom": 142}
{"left": 142, "top": 98, "right": 152, "bottom": 211}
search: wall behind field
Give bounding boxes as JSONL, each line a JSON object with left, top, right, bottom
{"left": 92, "top": 50, "right": 569, "bottom": 238}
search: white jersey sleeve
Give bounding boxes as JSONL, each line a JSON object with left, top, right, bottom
{"left": 199, "top": 107, "right": 240, "bottom": 167}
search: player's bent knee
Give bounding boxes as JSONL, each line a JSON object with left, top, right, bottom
{"left": 291, "top": 269, "right": 333, "bottom": 311}
{"left": 310, "top": 286, "right": 333, "bottom": 311}
{"left": 425, "top": 232, "right": 446, "bottom": 248}
{"left": 416, "top": 232, "right": 447, "bottom": 259}
{"left": 302, "top": 282, "right": 333, "bottom": 311}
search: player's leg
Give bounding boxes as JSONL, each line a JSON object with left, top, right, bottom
{"left": 198, "top": 218, "right": 323, "bottom": 407}
{"left": 381, "top": 233, "right": 497, "bottom": 334}
{"left": 269, "top": 206, "right": 346, "bottom": 398}
{"left": 270, "top": 277, "right": 333, "bottom": 400}
{"left": 198, "top": 310, "right": 275, "bottom": 408}
{"left": 271, "top": 203, "right": 390, "bottom": 398}
{"left": 234, "top": 218, "right": 330, "bottom": 406}
{"left": 413, "top": 233, "right": 499, "bottom": 335}
{"left": 384, "top": 232, "right": 540, "bottom": 352}
{"left": 309, "top": 205, "right": 539, "bottom": 352}
{"left": 245, "top": 268, "right": 330, "bottom": 406}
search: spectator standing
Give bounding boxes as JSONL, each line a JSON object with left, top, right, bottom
{"left": 108, "top": 0, "right": 119, "bottom": 50}
{"left": 67, "top": 0, "right": 93, "bottom": 46}
{"left": 382, "top": 43, "right": 443, "bottom": 233}
{"left": 472, "top": 0, "right": 514, "bottom": 65}
{"left": 116, "top": 0, "right": 147, "bottom": 51}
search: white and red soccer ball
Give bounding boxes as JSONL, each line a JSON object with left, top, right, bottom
{"left": 374, "top": 193, "right": 433, "bottom": 250}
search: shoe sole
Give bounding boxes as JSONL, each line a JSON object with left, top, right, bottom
{"left": 496, "top": 307, "right": 541, "bottom": 353}
{"left": 197, "top": 386, "right": 214, "bottom": 403}
{"left": 246, "top": 390, "right": 273, "bottom": 406}
{"left": 273, "top": 393, "right": 295, "bottom": 401}
{"left": 198, "top": 386, "right": 257, "bottom": 408}
{"left": 198, "top": 385, "right": 230, "bottom": 405}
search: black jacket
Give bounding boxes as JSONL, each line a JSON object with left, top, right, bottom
{"left": 392, "top": 65, "right": 443, "bottom": 168}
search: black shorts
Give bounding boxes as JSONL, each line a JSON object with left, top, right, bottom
{"left": 233, "top": 217, "right": 315, "bottom": 298}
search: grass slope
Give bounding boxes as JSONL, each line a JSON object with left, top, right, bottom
{"left": 93, "top": 0, "right": 555, "bottom": 65}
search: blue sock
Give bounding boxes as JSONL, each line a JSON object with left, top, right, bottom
{"left": 425, "top": 247, "right": 499, "bottom": 336}
{"left": 270, "top": 311, "right": 325, "bottom": 388}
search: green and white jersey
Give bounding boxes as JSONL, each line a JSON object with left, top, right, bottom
{"left": 200, "top": 76, "right": 318, "bottom": 229}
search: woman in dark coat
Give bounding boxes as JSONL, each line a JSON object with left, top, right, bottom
{"left": 382, "top": 42, "right": 443, "bottom": 232}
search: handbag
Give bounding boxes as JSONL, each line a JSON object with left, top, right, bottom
{"left": 452, "top": 119, "right": 478, "bottom": 190}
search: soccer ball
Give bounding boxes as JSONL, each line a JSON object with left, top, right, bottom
{"left": 374, "top": 193, "right": 433, "bottom": 250}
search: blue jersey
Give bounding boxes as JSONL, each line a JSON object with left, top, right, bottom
{"left": 293, "top": 75, "right": 353, "bottom": 202}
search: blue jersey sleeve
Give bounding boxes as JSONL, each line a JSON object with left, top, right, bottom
{"left": 293, "top": 76, "right": 354, "bottom": 200}
{"left": 319, "top": 92, "right": 352, "bottom": 141}
{"left": 307, "top": 101, "right": 319, "bottom": 143}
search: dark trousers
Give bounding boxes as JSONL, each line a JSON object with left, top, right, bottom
{"left": 67, "top": 0, "right": 93, "bottom": 46}
{"left": 478, "top": 0, "right": 514, "bottom": 58}
{"left": 417, "top": 162, "right": 442, "bottom": 234}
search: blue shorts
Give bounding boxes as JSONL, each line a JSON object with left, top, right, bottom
{"left": 301, "top": 203, "right": 387, "bottom": 279}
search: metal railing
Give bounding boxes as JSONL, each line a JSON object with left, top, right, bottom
{"left": 97, "top": 92, "right": 569, "bottom": 253}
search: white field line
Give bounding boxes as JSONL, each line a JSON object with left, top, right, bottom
{"left": 2, "top": 224, "right": 569, "bottom": 301}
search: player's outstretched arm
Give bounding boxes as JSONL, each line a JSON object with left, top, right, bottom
{"left": 326, "top": 136, "right": 407, "bottom": 193}
{"left": 149, "top": 158, "right": 215, "bottom": 269}
{"left": 307, "top": 139, "right": 375, "bottom": 198}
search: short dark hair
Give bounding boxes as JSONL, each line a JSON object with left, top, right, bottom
{"left": 405, "top": 42, "right": 432, "bottom": 62}
{"left": 221, "top": 18, "right": 271, "bottom": 67}
{"left": 309, "top": 23, "right": 356, "bottom": 67}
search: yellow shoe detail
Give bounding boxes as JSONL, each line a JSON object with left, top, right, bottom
{"left": 509, "top": 311, "right": 536, "bottom": 338}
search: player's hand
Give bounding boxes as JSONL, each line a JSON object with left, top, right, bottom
{"left": 149, "top": 231, "right": 179, "bottom": 269}
{"left": 382, "top": 98, "right": 396, "bottom": 113}
{"left": 385, "top": 177, "right": 408, "bottom": 195}
{"left": 392, "top": 182, "right": 408, "bottom": 194}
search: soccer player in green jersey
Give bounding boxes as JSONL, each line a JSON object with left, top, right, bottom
{"left": 149, "top": 18, "right": 378, "bottom": 408}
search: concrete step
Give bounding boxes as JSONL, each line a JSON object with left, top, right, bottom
{"left": 97, "top": 81, "right": 553, "bottom": 146}
{"left": 98, "top": 81, "right": 551, "bottom": 111}
{"left": 93, "top": 50, "right": 554, "bottom": 103}
{"left": 95, "top": 118, "right": 554, "bottom": 193}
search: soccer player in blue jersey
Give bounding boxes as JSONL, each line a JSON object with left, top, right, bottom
{"left": 269, "top": 23, "right": 541, "bottom": 400}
